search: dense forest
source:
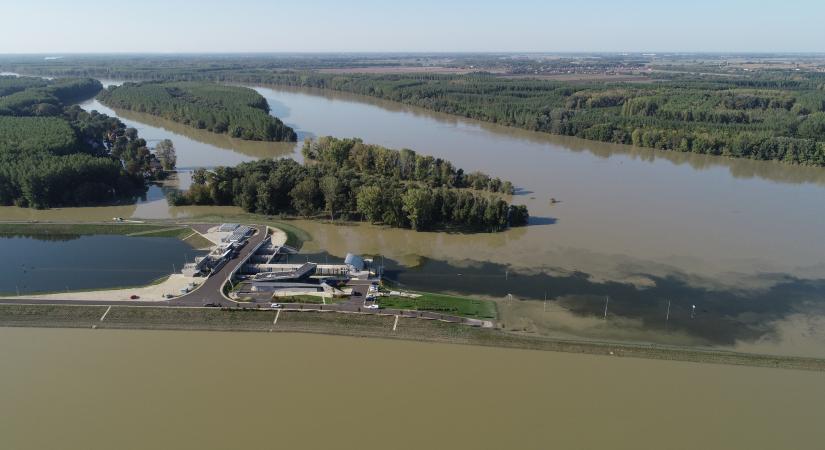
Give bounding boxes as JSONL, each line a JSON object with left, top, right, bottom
{"left": 0, "top": 77, "right": 102, "bottom": 116}
{"left": 255, "top": 73, "right": 825, "bottom": 166}
{"left": 0, "top": 76, "right": 169, "bottom": 208}
{"left": 169, "top": 137, "right": 529, "bottom": 232}
{"left": 98, "top": 82, "right": 297, "bottom": 142}
{"left": 8, "top": 55, "right": 824, "bottom": 165}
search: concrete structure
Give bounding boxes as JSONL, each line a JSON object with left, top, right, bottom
{"left": 218, "top": 223, "right": 239, "bottom": 232}
{"left": 251, "top": 263, "right": 317, "bottom": 282}
{"left": 183, "top": 224, "right": 254, "bottom": 277}
{"left": 345, "top": 253, "right": 365, "bottom": 271}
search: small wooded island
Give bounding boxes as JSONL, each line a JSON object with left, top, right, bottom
{"left": 169, "top": 136, "right": 530, "bottom": 232}
{"left": 98, "top": 81, "right": 297, "bottom": 142}
{"left": 0, "top": 76, "right": 169, "bottom": 208}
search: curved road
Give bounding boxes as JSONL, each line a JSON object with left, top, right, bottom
{"left": 0, "top": 225, "right": 489, "bottom": 326}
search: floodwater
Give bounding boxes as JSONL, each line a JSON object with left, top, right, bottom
{"left": 0, "top": 328, "right": 823, "bottom": 450}
{"left": 0, "top": 235, "right": 203, "bottom": 294}
{"left": 1, "top": 78, "right": 825, "bottom": 354}
{"left": 76, "top": 98, "right": 296, "bottom": 169}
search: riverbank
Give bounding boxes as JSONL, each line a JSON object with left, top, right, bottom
{"left": 1, "top": 304, "right": 822, "bottom": 372}
{"left": 3, "top": 274, "right": 201, "bottom": 302}
{"left": 0, "top": 222, "right": 214, "bottom": 249}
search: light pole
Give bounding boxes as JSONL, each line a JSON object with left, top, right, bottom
{"left": 603, "top": 296, "right": 609, "bottom": 320}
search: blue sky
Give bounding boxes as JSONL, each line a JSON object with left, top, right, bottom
{"left": 1, "top": 0, "right": 822, "bottom": 53}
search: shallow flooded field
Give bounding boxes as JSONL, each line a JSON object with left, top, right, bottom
{"left": 1, "top": 328, "right": 823, "bottom": 450}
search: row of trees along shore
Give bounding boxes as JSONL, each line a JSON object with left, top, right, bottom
{"left": 98, "top": 81, "right": 297, "bottom": 142}
{"left": 5, "top": 57, "right": 824, "bottom": 165}
{"left": 169, "top": 137, "right": 529, "bottom": 232}
{"left": 258, "top": 73, "right": 825, "bottom": 166}
{"left": 0, "top": 76, "right": 175, "bottom": 208}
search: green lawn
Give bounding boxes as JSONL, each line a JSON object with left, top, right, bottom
{"left": 181, "top": 232, "right": 215, "bottom": 249}
{"left": 278, "top": 294, "right": 333, "bottom": 304}
{"left": 379, "top": 292, "right": 497, "bottom": 319}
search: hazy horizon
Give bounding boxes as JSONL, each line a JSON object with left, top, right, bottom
{"left": 2, "top": 0, "right": 823, "bottom": 54}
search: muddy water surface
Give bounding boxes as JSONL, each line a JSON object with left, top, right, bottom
{"left": 1, "top": 328, "right": 823, "bottom": 450}
{"left": 1, "top": 80, "right": 824, "bottom": 354}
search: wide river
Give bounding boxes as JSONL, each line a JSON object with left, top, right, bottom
{"left": 1, "top": 79, "right": 824, "bottom": 354}
{"left": 1, "top": 327, "right": 823, "bottom": 450}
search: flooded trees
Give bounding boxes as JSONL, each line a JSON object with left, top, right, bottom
{"left": 98, "top": 82, "right": 297, "bottom": 142}
{"left": 154, "top": 139, "right": 177, "bottom": 171}
{"left": 172, "top": 137, "right": 529, "bottom": 233}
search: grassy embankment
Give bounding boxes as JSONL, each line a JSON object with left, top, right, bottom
{"left": 378, "top": 291, "right": 497, "bottom": 320}
{"left": 166, "top": 214, "right": 309, "bottom": 249}
{"left": 0, "top": 222, "right": 213, "bottom": 249}
{"left": 0, "top": 304, "right": 823, "bottom": 372}
{"left": 0, "top": 222, "right": 165, "bottom": 235}
{"left": 377, "top": 279, "right": 497, "bottom": 320}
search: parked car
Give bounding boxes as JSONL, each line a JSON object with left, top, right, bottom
{"left": 364, "top": 304, "right": 379, "bottom": 310}
{"left": 203, "top": 302, "right": 221, "bottom": 308}
{"left": 130, "top": 295, "right": 140, "bottom": 300}
{"left": 270, "top": 303, "right": 283, "bottom": 309}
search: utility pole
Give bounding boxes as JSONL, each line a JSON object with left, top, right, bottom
{"left": 666, "top": 300, "right": 671, "bottom": 323}
{"left": 603, "top": 296, "right": 609, "bottom": 320}
{"left": 544, "top": 291, "right": 548, "bottom": 312}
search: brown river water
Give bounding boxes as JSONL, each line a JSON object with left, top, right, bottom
{"left": 1, "top": 327, "right": 823, "bottom": 450}
{"left": 1, "top": 81, "right": 825, "bottom": 355}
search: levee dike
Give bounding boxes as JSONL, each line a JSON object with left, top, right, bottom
{"left": 1, "top": 303, "right": 823, "bottom": 372}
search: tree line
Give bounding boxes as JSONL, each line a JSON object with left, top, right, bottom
{"left": 302, "top": 136, "right": 515, "bottom": 194}
{"left": 169, "top": 137, "right": 528, "bottom": 232}
{"left": 261, "top": 73, "right": 825, "bottom": 166}
{"left": 98, "top": 81, "right": 297, "bottom": 142}
{"left": 7, "top": 58, "right": 825, "bottom": 165}
{"left": 0, "top": 77, "right": 102, "bottom": 116}
{"left": 0, "top": 76, "right": 174, "bottom": 208}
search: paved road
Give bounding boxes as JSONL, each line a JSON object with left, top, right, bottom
{"left": 0, "top": 224, "right": 491, "bottom": 326}
{"left": 0, "top": 225, "right": 268, "bottom": 309}
{"left": 170, "top": 225, "right": 268, "bottom": 307}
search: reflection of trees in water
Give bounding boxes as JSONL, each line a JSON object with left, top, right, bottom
{"left": 113, "top": 107, "right": 297, "bottom": 160}
{"left": 373, "top": 253, "right": 825, "bottom": 346}
{"left": 3, "top": 233, "right": 81, "bottom": 242}
{"left": 255, "top": 85, "right": 825, "bottom": 186}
